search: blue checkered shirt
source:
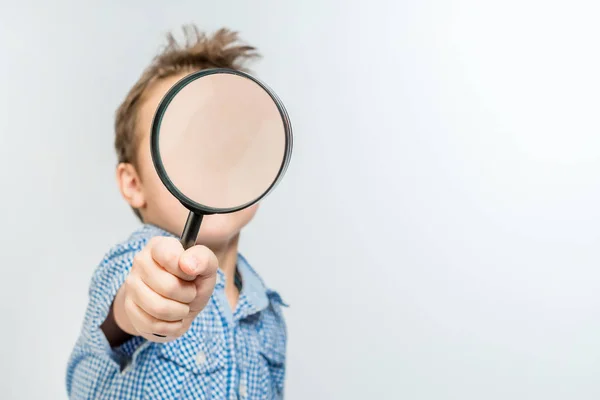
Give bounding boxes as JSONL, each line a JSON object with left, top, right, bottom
{"left": 66, "top": 224, "right": 287, "bottom": 399}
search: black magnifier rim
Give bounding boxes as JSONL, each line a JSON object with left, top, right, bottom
{"left": 150, "top": 68, "right": 293, "bottom": 216}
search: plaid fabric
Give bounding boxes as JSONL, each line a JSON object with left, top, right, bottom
{"left": 66, "top": 225, "right": 287, "bottom": 399}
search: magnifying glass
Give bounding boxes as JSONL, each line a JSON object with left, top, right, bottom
{"left": 150, "top": 68, "right": 293, "bottom": 250}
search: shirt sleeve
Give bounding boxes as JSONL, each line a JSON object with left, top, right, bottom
{"left": 66, "top": 241, "right": 149, "bottom": 399}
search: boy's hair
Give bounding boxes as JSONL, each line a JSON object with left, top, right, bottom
{"left": 114, "top": 25, "right": 260, "bottom": 220}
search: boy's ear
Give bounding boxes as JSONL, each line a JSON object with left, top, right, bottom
{"left": 116, "top": 163, "right": 146, "bottom": 210}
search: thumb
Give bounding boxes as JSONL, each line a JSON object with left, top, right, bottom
{"left": 178, "top": 245, "right": 219, "bottom": 279}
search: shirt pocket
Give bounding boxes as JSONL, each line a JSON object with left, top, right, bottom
{"left": 257, "top": 308, "right": 286, "bottom": 368}
{"left": 259, "top": 343, "right": 285, "bottom": 367}
{"left": 144, "top": 333, "right": 226, "bottom": 400}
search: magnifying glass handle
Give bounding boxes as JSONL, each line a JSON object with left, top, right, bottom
{"left": 180, "top": 211, "right": 204, "bottom": 250}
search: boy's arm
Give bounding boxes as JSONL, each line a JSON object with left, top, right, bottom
{"left": 100, "top": 287, "right": 132, "bottom": 348}
{"left": 66, "top": 236, "right": 217, "bottom": 399}
{"left": 66, "top": 245, "right": 141, "bottom": 399}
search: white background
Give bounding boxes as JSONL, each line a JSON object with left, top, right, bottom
{"left": 1, "top": 1, "right": 600, "bottom": 399}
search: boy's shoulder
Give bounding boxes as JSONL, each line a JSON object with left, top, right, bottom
{"left": 127, "top": 224, "right": 176, "bottom": 244}
{"left": 89, "top": 225, "right": 175, "bottom": 292}
{"left": 101, "top": 224, "right": 175, "bottom": 262}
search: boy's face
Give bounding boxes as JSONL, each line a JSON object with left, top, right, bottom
{"left": 119, "top": 72, "right": 258, "bottom": 247}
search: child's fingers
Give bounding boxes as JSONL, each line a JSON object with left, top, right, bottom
{"left": 139, "top": 258, "right": 197, "bottom": 303}
{"left": 126, "top": 275, "right": 190, "bottom": 321}
{"left": 124, "top": 296, "right": 184, "bottom": 339}
{"left": 180, "top": 246, "right": 218, "bottom": 314}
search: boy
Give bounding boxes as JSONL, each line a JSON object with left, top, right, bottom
{"left": 66, "top": 25, "right": 287, "bottom": 400}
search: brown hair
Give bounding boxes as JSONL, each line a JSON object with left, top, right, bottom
{"left": 114, "top": 25, "right": 260, "bottom": 219}
{"left": 115, "top": 25, "right": 259, "bottom": 165}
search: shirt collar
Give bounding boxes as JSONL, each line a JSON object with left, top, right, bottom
{"left": 236, "top": 253, "right": 270, "bottom": 312}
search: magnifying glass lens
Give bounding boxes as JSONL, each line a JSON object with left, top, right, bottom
{"left": 157, "top": 73, "right": 286, "bottom": 210}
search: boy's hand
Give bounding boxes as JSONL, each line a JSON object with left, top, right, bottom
{"left": 119, "top": 236, "right": 218, "bottom": 342}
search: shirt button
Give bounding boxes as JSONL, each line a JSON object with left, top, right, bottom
{"left": 239, "top": 383, "right": 247, "bottom": 398}
{"left": 216, "top": 274, "right": 222, "bottom": 285}
{"left": 195, "top": 351, "right": 206, "bottom": 366}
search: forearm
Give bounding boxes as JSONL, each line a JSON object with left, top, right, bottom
{"left": 100, "top": 284, "right": 137, "bottom": 347}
